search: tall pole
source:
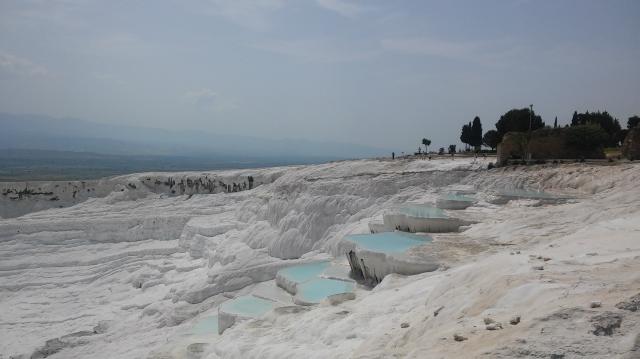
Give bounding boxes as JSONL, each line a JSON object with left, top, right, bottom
{"left": 527, "top": 104, "right": 533, "bottom": 161}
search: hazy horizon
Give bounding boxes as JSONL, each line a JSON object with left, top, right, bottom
{"left": 1, "top": 0, "right": 639, "bottom": 153}
{"left": 0, "top": 111, "right": 391, "bottom": 180}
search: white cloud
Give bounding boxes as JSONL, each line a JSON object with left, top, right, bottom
{"left": 252, "top": 38, "right": 377, "bottom": 63}
{"left": 315, "top": 0, "right": 363, "bottom": 18}
{"left": 0, "top": 52, "right": 49, "bottom": 77}
{"left": 91, "top": 72, "right": 125, "bottom": 85}
{"left": 0, "top": 0, "right": 90, "bottom": 31}
{"left": 380, "top": 37, "right": 481, "bottom": 60}
{"left": 203, "top": 0, "right": 365, "bottom": 30}
{"left": 182, "top": 88, "right": 238, "bottom": 112}
{"left": 380, "top": 36, "right": 544, "bottom": 70}
{"left": 205, "top": 0, "right": 287, "bottom": 30}
{"left": 184, "top": 88, "right": 218, "bottom": 109}
{"left": 95, "top": 33, "right": 140, "bottom": 51}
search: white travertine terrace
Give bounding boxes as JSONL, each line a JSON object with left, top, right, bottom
{"left": 382, "top": 205, "right": 465, "bottom": 233}
{"left": 2, "top": 158, "right": 639, "bottom": 359}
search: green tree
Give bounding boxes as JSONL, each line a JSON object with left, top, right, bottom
{"left": 460, "top": 122, "right": 472, "bottom": 150}
{"left": 421, "top": 138, "right": 431, "bottom": 153}
{"left": 554, "top": 116, "right": 558, "bottom": 128}
{"left": 471, "top": 116, "right": 483, "bottom": 150}
{"left": 448, "top": 144, "right": 457, "bottom": 154}
{"left": 482, "top": 130, "right": 499, "bottom": 150}
{"left": 616, "top": 129, "right": 629, "bottom": 145}
{"left": 570, "top": 110, "right": 622, "bottom": 146}
{"left": 495, "top": 108, "right": 544, "bottom": 143}
{"left": 565, "top": 125, "right": 608, "bottom": 151}
{"left": 628, "top": 115, "right": 640, "bottom": 129}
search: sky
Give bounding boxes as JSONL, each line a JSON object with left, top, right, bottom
{"left": 0, "top": 0, "right": 639, "bottom": 152}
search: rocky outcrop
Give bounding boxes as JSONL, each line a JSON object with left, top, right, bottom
{"left": 30, "top": 328, "right": 105, "bottom": 359}
{"left": 590, "top": 312, "right": 623, "bottom": 336}
{"left": 0, "top": 171, "right": 276, "bottom": 218}
{"left": 616, "top": 293, "right": 640, "bottom": 312}
{"left": 621, "top": 128, "right": 640, "bottom": 160}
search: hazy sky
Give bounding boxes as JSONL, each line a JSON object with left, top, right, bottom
{"left": 1, "top": 0, "right": 638, "bottom": 151}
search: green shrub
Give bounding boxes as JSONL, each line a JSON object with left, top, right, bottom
{"left": 564, "top": 125, "right": 608, "bottom": 151}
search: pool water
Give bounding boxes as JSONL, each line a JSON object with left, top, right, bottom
{"left": 277, "top": 261, "right": 330, "bottom": 283}
{"left": 191, "top": 315, "right": 219, "bottom": 335}
{"left": 219, "top": 295, "right": 275, "bottom": 317}
{"left": 443, "top": 193, "right": 474, "bottom": 202}
{"left": 297, "top": 278, "right": 355, "bottom": 303}
{"left": 398, "top": 205, "right": 448, "bottom": 218}
{"left": 345, "top": 232, "right": 432, "bottom": 253}
{"left": 321, "top": 263, "right": 351, "bottom": 281}
{"left": 499, "top": 189, "right": 559, "bottom": 199}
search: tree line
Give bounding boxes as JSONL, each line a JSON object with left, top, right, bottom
{"left": 457, "top": 109, "right": 638, "bottom": 152}
{"left": 416, "top": 109, "right": 638, "bottom": 155}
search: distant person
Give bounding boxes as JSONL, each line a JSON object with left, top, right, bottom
{"left": 392, "top": 152, "right": 395, "bottom": 160}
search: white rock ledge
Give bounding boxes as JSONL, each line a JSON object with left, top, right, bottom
{"left": 435, "top": 198, "right": 474, "bottom": 210}
{"left": 341, "top": 233, "right": 439, "bottom": 286}
{"left": 383, "top": 212, "right": 464, "bottom": 233}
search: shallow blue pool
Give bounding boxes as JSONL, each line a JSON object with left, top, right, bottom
{"left": 219, "top": 295, "right": 275, "bottom": 317}
{"left": 297, "top": 278, "right": 355, "bottom": 303}
{"left": 399, "top": 205, "right": 448, "bottom": 218}
{"left": 499, "top": 189, "right": 559, "bottom": 199}
{"left": 443, "top": 193, "right": 475, "bottom": 202}
{"left": 191, "top": 315, "right": 218, "bottom": 335}
{"left": 345, "top": 232, "right": 432, "bottom": 253}
{"left": 277, "top": 261, "right": 330, "bottom": 283}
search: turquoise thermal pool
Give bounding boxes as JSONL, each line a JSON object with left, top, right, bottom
{"left": 344, "top": 232, "right": 432, "bottom": 253}
{"left": 190, "top": 315, "right": 219, "bottom": 335}
{"left": 277, "top": 261, "right": 330, "bottom": 284}
{"left": 442, "top": 193, "right": 475, "bottom": 202}
{"left": 499, "top": 189, "right": 561, "bottom": 199}
{"left": 296, "top": 278, "right": 355, "bottom": 304}
{"left": 219, "top": 295, "right": 275, "bottom": 318}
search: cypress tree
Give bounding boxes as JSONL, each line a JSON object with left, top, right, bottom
{"left": 471, "top": 116, "right": 483, "bottom": 150}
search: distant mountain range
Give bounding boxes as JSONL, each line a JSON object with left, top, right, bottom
{"left": 0, "top": 148, "right": 323, "bottom": 181}
{"left": 0, "top": 112, "right": 389, "bottom": 160}
{"left": 0, "top": 112, "right": 389, "bottom": 180}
